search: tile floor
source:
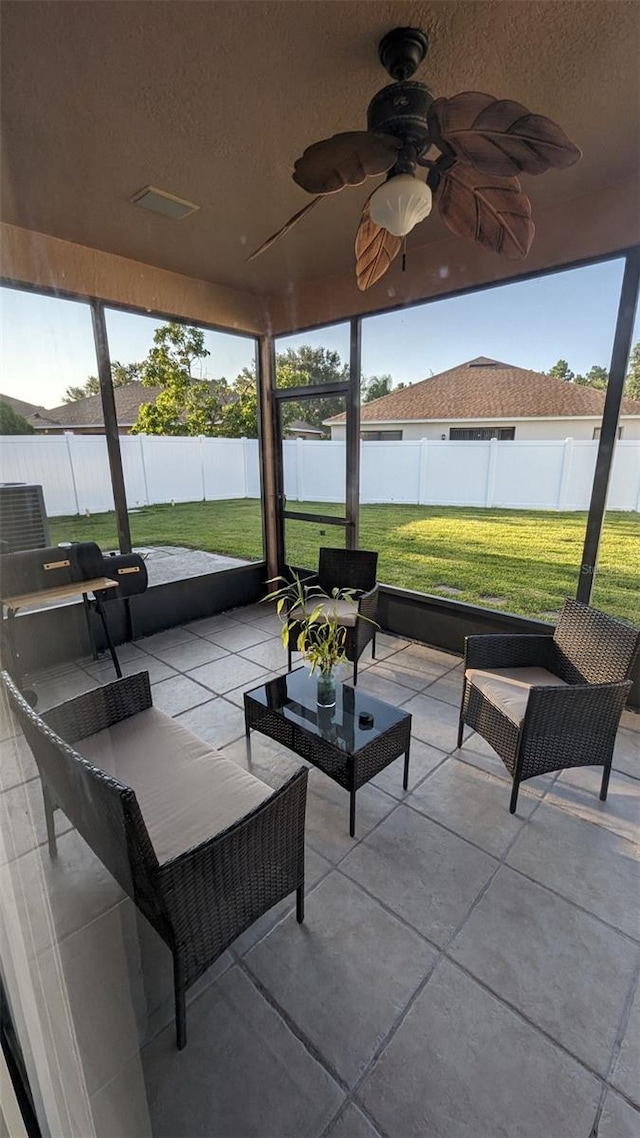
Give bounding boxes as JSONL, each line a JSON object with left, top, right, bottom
{"left": 5, "top": 602, "right": 640, "bottom": 1138}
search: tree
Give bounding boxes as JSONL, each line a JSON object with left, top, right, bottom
{"left": 64, "top": 379, "right": 98, "bottom": 402}
{"left": 625, "top": 341, "right": 640, "bottom": 400}
{"left": 547, "top": 359, "right": 575, "bottom": 382}
{"left": 217, "top": 350, "right": 341, "bottom": 439}
{"left": 574, "top": 365, "right": 608, "bottom": 389}
{"left": 277, "top": 345, "right": 349, "bottom": 389}
{"left": 219, "top": 350, "right": 340, "bottom": 439}
{"left": 131, "top": 323, "right": 229, "bottom": 436}
{"left": 218, "top": 366, "right": 259, "bottom": 438}
{"left": 63, "top": 360, "right": 142, "bottom": 403}
{"left": 274, "top": 346, "right": 348, "bottom": 435}
{"left": 362, "top": 374, "right": 393, "bottom": 402}
{"left": 0, "top": 400, "right": 35, "bottom": 434}
{"left": 547, "top": 359, "right": 612, "bottom": 390}
{"left": 218, "top": 350, "right": 401, "bottom": 438}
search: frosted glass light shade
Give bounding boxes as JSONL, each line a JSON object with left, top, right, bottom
{"left": 369, "top": 174, "right": 433, "bottom": 237}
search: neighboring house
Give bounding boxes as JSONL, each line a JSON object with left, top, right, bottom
{"left": 0, "top": 393, "right": 46, "bottom": 419}
{"left": 26, "top": 382, "right": 164, "bottom": 435}
{"left": 327, "top": 357, "right": 640, "bottom": 441}
{"left": 284, "top": 420, "right": 325, "bottom": 440}
{"left": 26, "top": 380, "right": 234, "bottom": 435}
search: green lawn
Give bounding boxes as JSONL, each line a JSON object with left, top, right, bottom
{"left": 50, "top": 500, "right": 640, "bottom": 625}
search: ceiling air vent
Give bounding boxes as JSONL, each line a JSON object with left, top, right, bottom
{"left": 130, "top": 186, "right": 199, "bottom": 220}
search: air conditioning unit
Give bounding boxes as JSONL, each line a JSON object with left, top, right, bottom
{"left": 0, "top": 483, "right": 50, "bottom": 553}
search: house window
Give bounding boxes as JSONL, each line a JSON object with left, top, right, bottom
{"left": 360, "top": 430, "right": 403, "bottom": 441}
{"left": 593, "top": 427, "right": 623, "bottom": 439}
{"left": 449, "top": 427, "right": 515, "bottom": 441}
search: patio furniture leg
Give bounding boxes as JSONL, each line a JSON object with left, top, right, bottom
{"left": 371, "top": 633, "right": 376, "bottom": 660}
{"left": 173, "top": 957, "right": 187, "bottom": 1051}
{"left": 349, "top": 789, "right": 356, "bottom": 837}
{"left": 353, "top": 658, "right": 358, "bottom": 686}
{"left": 92, "top": 595, "right": 122, "bottom": 679}
{"left": 42, "top": 784, "right": 57, "bottom": 858}
{"left": 600, "top": 760, "right": 613, "bottom": 801}
{"left": 296, "top": 884, "right": 304, "bottom": 923}
{"left": 403, "top": 747, "right": 410, "bottom": 790}
{"left": 125, "top": 596, "right": 134, "bottom": 643}
{"left": 509, "top": 776, "right": 521, "bottom": 815}
{"left": 82, "top": 593, "right": 99, "bottom": 660}
{"left": 509, "top": 739, "right": 525, "bottom": 815}
{"left": 456, "top": 679, "right": 466, "bottom": 749}
{"left": 287, "top": 645, "right": 292, "bottom": 673}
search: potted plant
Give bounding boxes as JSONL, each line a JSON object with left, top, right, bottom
{"left": 265, "top": 574, "right": 363, "bottom": 707}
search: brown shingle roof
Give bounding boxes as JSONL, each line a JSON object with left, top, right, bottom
{"left": 0, "top": 393, "right": 46, "bottom": 418}
{"left": 31, "top": 382, "right": 163, "bottom": 428}
{"left": 330, "top": 358, "right": 640, "bottom": 423}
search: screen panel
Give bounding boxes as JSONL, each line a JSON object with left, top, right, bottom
{"left": 358, "top": 258, "right": 629, "bottom": 620}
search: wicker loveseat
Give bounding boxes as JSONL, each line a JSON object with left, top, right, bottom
{"left": 2, "top": 669, "right": 308, "bottom": 1049}
{"left": 457, "top": 599, "right": 639, "bottom": 814}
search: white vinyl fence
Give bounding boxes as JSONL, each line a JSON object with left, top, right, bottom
{"left": 0, "top": 435, "right": 261, "bottom": 516}
{"left": 0, "top": 434, "right": 638, "bottom": 516}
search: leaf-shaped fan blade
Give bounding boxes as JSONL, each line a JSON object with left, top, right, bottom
{"left": 354, "top": 201, "right": 402, "bottom": 291}
{"left": 429, "top": 92, "right": 581, "bottom": 177}
{"left": 435, "top": 163, "right": 534, "bottom": 259}
{"left": 247, "top": 196, "right": 323, "bottom": 261}
{"left": 293, "top": 132, "right": 402, "bottom": 195}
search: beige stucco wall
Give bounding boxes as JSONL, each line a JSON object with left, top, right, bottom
{"left": 331, "top": 416, "right": 640, "bottom": 441}
{"left": 511, "top": 418, "right": 640, "bottom": 441}
{"left": 0, "top": 223, "right": 267, "bottom": 336}
{"left": 3, "top": 173, "right": 638, "bottom": 345}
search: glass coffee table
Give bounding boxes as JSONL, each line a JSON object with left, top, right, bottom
{"left": 244, "top": 668, "right": 412, "bottom": 836}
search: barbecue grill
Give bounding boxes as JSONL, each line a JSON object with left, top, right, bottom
{"left": 0, "top": 542, "right": 148, "bottom": 704}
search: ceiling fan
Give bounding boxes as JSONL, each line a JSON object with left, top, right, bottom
{"left": 249, "top": 27, "right": 581, "bottom": 290}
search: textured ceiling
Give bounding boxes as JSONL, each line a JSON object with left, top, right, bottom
{"left": 1, "top": 1, "right": 639, "bottom": 296}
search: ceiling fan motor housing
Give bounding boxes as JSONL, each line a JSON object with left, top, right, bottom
{"left": 367, "top": 81, "right": 434, "bottom": 149}
{"left": 378, "top": 27, "right": 429, "bottom": 81}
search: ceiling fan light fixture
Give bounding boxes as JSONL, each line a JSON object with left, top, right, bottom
{"left": 368, "top": 174, "right": 432, "bottom": 237}
{"left": 250, "top": 26, "right": 580, "bottom": 285}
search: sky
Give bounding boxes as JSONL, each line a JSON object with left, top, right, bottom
{"left": 1, "top": 257, "right": 639, "bottom": 409}
{"left": 0, "top": 299, "right": 256, "bottom": 408}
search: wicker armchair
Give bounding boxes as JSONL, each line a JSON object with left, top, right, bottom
{"left": 287, "top": 547, "right": 379, "bottom": 685}
{"left": 457, "top": 599, "right": 639, "bottom": 814}
{"left": 2, "top": 670, "right": 308, "bottom": 1049}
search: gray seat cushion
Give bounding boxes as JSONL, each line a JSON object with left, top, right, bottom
{"left": 290, "top": 594, "right": 359, "bottom": 628}
{"left": 466, "top": 666, "right": 568, "bottom": 726}
{"left": 76, "top": 707, "right": 272, "bottom": 863}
